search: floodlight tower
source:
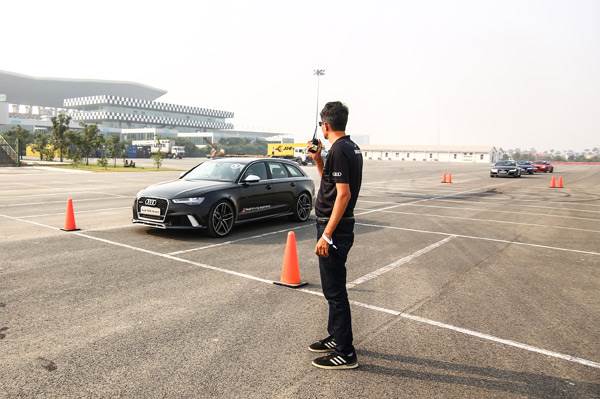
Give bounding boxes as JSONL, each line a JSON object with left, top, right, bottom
{"left": 313, "top": 69, "right": 326, "bottom": 126}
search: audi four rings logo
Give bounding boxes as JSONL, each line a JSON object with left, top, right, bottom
{"left": 145, "top": 199, "right": 157, "bottom": 206}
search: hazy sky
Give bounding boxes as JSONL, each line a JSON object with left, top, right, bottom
{"left": 3, "top": 0, "right": 599, "bottom": 150}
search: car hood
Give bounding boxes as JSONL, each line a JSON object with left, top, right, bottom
{"left": 138, "top": 179, "right": 236, "bottom": 199}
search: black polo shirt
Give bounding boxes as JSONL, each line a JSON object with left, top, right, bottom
{"left": 315, "top": 135, "right": 363, "bottom": 218}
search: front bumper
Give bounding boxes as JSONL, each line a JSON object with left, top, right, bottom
{"left": 491, "top": 169, "right": 520, "bottom": 176}
{"left": 132, "top": 197, "right": 211, "bottom": 229}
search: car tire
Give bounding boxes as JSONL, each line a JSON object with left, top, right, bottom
{"left": 207, "top": 200, "right": 235, "bottom": 238}
{"left": 291, "top": 192, "right": 312, "bottom": 222}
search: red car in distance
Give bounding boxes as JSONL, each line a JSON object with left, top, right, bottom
{"left": 533, "top": 160, "right": 554, "bottom": 173}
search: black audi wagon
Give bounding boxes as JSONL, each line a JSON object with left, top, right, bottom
{"left": 133, "top": 158, "right": 315, "bottom": 237}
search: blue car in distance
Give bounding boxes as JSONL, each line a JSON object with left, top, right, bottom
{"left": 517, "top": 160, "right": 535, "bottom": 175}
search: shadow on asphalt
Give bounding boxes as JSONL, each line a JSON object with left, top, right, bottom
{"left": 139, "top": 216, "right": 386, "bottom": 246}
{"left": 358, "top": 351, "right": 599, "bottom": 399}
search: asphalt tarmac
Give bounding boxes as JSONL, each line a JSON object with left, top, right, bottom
{"left": 1, "top": 160, "right": 599, "bottom": 398}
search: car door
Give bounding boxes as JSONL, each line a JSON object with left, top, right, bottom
{"left": 266, "top": 161, "right": 295, "bottom": 214}
{"left": 237, "top": 162, "right": 274, "bottom": 220}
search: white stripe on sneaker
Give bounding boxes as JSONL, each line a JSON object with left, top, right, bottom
{"left": 330, "top": 358, "right": 340, "bottom": 365}
{"left": 336, "top": 356, "right": 346, "bottom": 364}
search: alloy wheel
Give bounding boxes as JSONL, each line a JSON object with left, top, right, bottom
{"left": 296, "top": 193, "right": 311, "bottom": 221}
{"left": 212, "top": 202, "right": 234, "bottom": 236}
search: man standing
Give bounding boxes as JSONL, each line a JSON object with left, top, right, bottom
{"left": 307, "top": 101, "right": 363, "bottom": 370}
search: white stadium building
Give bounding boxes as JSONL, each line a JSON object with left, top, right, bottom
{"left": 0, "top": 70, "right": 292, "bottom": 144}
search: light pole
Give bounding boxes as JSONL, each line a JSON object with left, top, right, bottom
{"left": 313, "top": 69, "right": 326, "bottom": 127}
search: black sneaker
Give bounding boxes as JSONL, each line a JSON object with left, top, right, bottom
{"left": 312, "top": 352, "right": 359, "bottom": 370}
{"left": 308, "top": 336, "right": 337, "bottom": 353}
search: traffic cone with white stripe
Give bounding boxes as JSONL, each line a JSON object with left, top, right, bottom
{"left": 274, "top": 231, "right": 307, "bottom": 288}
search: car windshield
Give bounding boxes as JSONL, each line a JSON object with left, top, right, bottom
{"left": 183, "top": 160, "right": 245, "bottom": 182}
{"left": 495, "top": 161, "right": 516, "bottom": 166}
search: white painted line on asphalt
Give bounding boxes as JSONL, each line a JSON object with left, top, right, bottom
{"left": 0, "top": 190, "right": 115, "bottom": 199}
{"left": 399, "top": 203, "right": 600, "bottom": 222}
{"left": 168, "top": 223, "right": 316, "bottom": 256}
{"left": 397, "top": 313, "right": 600, "bottom": 369}
{"left": 357, "top": 180, "right": 518, "bottom": 216}
{"left": 0, "top": 214, "right": 61, "bottom": 231}
{"left": 444, "top": 196, "right": 600, "bottom": 208}
{"left": 346, "top": 236, "right": 455, "bottom": 289}
{"left": 354, "top": 207, "right": 600, "bottom": 234}
{"left": 168, "top": 188, "right": 481, "bottom": 256}
{"left": 0, "top": 195, "right": 131, "bottom": 208}
{"left": 2, "top": 212, "right": 599, "bottom": 370}
{"left": 429, "top": 198, "right": 600, "bottom": 214}
{"left": 31, "top": 166, "right": 93, "bottom": 174}
{"left": 299, "top": 288, "right": 600, "bottom": 369}
{"left": 16, "top": 206, "right": 131, "bottom": 219}
{"left": 356, "top": 222, "right": 600, "bottom": 257}
{"left": 87, "top": 224, "right": 140, "bottom": 232}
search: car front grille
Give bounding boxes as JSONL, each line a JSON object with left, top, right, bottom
{"left": 137, "top": 197, "right": 169, "bottom": 221}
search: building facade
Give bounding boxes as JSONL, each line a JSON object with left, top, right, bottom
{"left": 63, "top": 95, "right": 234, "bottom": 132}
{"left": 360, "top": 145, "right": 501, "bottom": 163}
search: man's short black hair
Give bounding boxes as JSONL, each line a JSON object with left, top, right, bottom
{"left": 320, "top": 101, "right": 349, "bottom": 131}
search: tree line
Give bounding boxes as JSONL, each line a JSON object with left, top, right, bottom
{"left": 1, "top": 114, "right": 126, "bottom": 167}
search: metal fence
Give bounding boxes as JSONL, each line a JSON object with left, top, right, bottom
{"left": 0, "top": 135, "right": 18, "bottom": 166}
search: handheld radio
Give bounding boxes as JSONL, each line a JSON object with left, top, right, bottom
{"left": 308, "top": 125, "right": 319, "bottom": 153}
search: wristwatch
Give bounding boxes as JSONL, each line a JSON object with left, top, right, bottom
{"left": 321, "top": 233, "right": 338, "bottom": 250}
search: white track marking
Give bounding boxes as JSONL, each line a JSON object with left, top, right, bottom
{"left": 30, "top": 166, "right": 93, "bottom": 174}
{"left": 0, "top": 190, "right": 130, "bottom": 199}
{"left": 16, "top": 206, "right": 131, "bottom": 219}
{"left": 357, "top": 180, "right": 518, "bottom": 216}
{"left": 398, "top": 203, "right": 600, "bottom": 222}
{"left": 168, "top": 223, "right": 316, "bottom": 255}
{"left": 87, "top": 224, "right": 140, "bottom": 232}
{"left": 299, "top": 288, "right": 600, "bottom": 369}
{"left": 440, "top": 196, "right": 600, "bottom": 208}
{"left": 429, "top": 198, "right": 600, "bottom": 214}
{"left": 354, "top": 207, "right": 600, "bottom": 234}
{"left": 356, "top": 222, "right": 600, "bottom": 257}
{"left": 346, "top": 236, "right": 455, "bottom": 288}
{"left": 1, "top": 213, "right": 599, "bottom": 370}
{"left": 398, "top": 313, "right": 600, "bottom": 369}
{"left": 0, "top": 195, "right": 131, "bottom": 208}
{"left": 167, "top": 183, "right": 505, "bottom": 256}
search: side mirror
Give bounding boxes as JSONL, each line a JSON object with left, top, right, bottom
{"left": 243, "top": 174, "right": 261, "bottom": 184}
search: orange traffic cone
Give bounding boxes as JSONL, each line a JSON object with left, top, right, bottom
{"left": 447, "top": 173, "right": 453, "bottom": 184}
{"left": 557, "top": 176, "right": 564, "bottom": 188}
{"left": 274, "top": 231, "right": 307, "bottom": 288}
{"left": 441, "top": 173, "right": 448, "bottom": 183}
{"left": 61, "top": 197, "right": 80, "bottom": 231}
{"left": 549, "top": 176, "right": 556, "bottom": 188}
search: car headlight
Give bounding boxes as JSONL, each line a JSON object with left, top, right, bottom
{"left": 510, "top": 169, "right": 517, "bottom": 172}
{"left": 172, "top": 197, "right": 205, "bottom": 205}
{"left": 491, "top": 168, "right": 498, "bottom": 172}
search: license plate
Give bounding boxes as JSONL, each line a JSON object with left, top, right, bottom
{"left": 140, "top": 206, "right": 161, "bottom": 216}
{"left": 499, "top": 170, "right": 507, "bottom": 174}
